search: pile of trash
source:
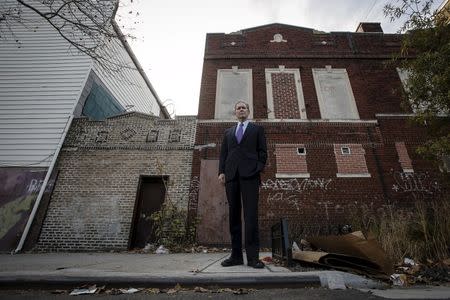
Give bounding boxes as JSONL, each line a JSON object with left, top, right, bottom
{"left": 290, "top": 230, "right": 450, "bottom": 286}
{"left": 291, "top": 231, "right": 393, "bottom": 279}
{"left": 129, "top": 244, "right": 231, "bottom": 254}
{"left": 64, "top": 284, "right": 256, "bottom": 296}
{"left": 390, "top": 258, "right": 450, "bottom": 286}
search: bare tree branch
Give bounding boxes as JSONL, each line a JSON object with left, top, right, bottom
{"left": 1, "top": 0, "right": 137, "bottom": 73}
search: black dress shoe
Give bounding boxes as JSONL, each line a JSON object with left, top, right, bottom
{"left": 247, "top": 260, "right": 264, "bottom": 269}
{"left": 221, "top": 257, "right": 244, "bottom": 267}
{"left": 248, "top": 260, "right": 265, "bottom": 269}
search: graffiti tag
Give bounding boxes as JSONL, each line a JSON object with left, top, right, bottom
{"left": 392, "top": 172, "right": 440, "bottom": 194}
{"left": 267, "top": 192, "right": 301, "bottom": 211}
{"left": 261, "top": 178, "right": 332, "bottom": 192}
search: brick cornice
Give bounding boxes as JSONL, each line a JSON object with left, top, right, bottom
{"left": 62, "top": 145, "right": 194, "bottom": 151}
{"left": 204, "top": 54, "right": 414, "bottom": 60}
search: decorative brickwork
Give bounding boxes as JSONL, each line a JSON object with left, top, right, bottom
{"left": 36, "top": 113, "right": 197, "bottom": 252}
{"left": 272, "top": 73, "right": 300, "bottom": 119}
{"left": 395, "top": 142, "right": 414, "bottom": 172}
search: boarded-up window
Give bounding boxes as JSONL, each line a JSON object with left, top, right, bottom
{"left": 334, "top": 144, "right": 370, "bottom": 177}
{"left": 312, "top": 68, "right": 359, "bottom": 119}
{"left": 275, "top": 144, "right": 310, "bottom": 178}
{"left": 265, "top": 68, "right": 306, "bottom": 119}
{"left": 396, "top": 67, "right": 433, "bottom": 114}
{"left": 215, "top": 68, "right": 253, "bottom": 119}
{"left": 395, "top": 142, "right": 414, "bottom": 173}
{"left": 396, "top": 67, "right": 410, "bottom": 92}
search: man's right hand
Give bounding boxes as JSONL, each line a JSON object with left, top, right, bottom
{"left": 218, "top": 173, "right": 225, "bottom": 185}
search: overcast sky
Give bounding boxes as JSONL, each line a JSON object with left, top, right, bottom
{"left": 117, "top": 0, "right": 443, "bottom": 116}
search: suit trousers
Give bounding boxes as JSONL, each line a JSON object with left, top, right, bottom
{"left": 225, "top": 173, "right": 260, "bottom": 261}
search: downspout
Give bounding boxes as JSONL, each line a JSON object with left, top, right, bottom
{"left": 14, "top": 114, "right": 74, "bottom": 253}
{"left": 367, "top": 126, "right": 389, "bottom": 204}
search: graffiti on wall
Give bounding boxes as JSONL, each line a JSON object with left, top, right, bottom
{"left": 188, "top": 176, "right": 200, "bottom": 212}
{"left": 392, "top": 172, "right": 440, "bottom": 195}
{"left": 0, "top": 169, "right": 56, "bottom": 251}
{"left": 261, "top": 178, "right": 332, "bottom": 192}
{"left": 267, "top": 192, "right": 301, "bottom": 210}
{"left": 261, "top": 178, "right": 332, "bottom": 211}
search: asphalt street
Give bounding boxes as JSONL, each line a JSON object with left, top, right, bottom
{"left": 0, "top": 288, "right": 392, "bottom": 300}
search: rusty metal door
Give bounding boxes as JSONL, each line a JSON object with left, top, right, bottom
{"left": 130, "top": 176, "right": 166, "bottom": 249}
{"left": 196, "top": 159, "right": 230, "bottom": 245}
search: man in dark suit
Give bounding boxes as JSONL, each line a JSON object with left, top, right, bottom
{"left": 218, "top": 100, "right": 267, "bottom": 269}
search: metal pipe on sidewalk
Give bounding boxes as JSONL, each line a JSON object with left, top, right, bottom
{"left": 14, "top": 114, "right": 74, "bottom": 254}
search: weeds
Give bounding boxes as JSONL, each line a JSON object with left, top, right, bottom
{"left": 149, "top": 200, "right": 199, "bottom": 252}
{"left": 348, "top": 198, "right": 450, "bottom": 263}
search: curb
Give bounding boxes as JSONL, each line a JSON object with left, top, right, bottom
{"left": 0, "top": 273, "right": 321, "bottom": 289}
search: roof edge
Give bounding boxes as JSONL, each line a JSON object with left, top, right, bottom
{"left": 110, "top": 20, "right": 171, "bottom": 119}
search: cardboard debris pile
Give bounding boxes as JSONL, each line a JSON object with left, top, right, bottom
{"left": 292, "top": 231, "right": 393, "bottom": 279}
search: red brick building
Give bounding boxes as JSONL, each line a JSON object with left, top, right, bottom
{"left": 190, "top": 23, "right": 443, "bottom": 246}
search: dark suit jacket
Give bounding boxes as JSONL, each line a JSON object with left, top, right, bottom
{"left": 219, "top": 122, "right": 267, "bottom": 182}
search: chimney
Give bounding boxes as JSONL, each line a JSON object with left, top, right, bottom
{"left": 356, "top": 22, "right": 383, "bottom": 33}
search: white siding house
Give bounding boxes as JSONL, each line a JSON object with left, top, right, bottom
{"left": 0, "top": 0, "right": 168, "bottom": 252}
{"left": 0, "top": 1, "right": 167, "bottom": 167}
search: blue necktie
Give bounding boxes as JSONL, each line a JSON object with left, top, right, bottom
{"left": 236, "top": 123, "right": 244, "bottom": 143}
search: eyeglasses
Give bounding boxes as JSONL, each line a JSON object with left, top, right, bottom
{"left": 236, "top": 106, "right": 247, "bottom": 110}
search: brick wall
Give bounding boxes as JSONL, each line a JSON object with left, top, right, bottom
{"left": 334, "top": 144, "right": 370, "bottom": 176}
{"left": 36, "top": 113, "right": 197, "bottom": 252}
{"left": 275, "top": 144, "right": 309, "bottom": 176}
{"left": 198, "top": 59, "right": 404, "bottom": 120}
{"left": 198, "top": 24, "right": 405, "bottom": 120}
{"left": 192, "top": 119, "right": 444, "bottom": 246}
{"left": 193, "top": 24, "right": 445, "bottom": 246}
{"left": 395, "top": 142, "right": 414, "bottom": 172}
{"left": 271, "top": 73, "right": 300, "bottom": 119}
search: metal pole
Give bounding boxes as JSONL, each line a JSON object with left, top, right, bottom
{"left": 14, "top": 114, "right": 74, "bottom": 253}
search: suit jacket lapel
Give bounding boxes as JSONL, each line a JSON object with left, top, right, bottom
{"left": 230, "top": 124, "right": 238, "bottom": 144}
{"left": 240, "top": 122, "right": 252, "bottom": 144}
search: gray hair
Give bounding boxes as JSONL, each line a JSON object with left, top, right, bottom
{"left": 234, "top": 100, "right": 250, "bottom": 110}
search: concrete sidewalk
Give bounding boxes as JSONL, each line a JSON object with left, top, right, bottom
{"left": 0, "top": 252, "right": 383, "bottom": 290}
{"left": 2, "top": 253, "right": 450, "bottom": 299}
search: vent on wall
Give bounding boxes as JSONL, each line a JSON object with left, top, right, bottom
{"left": 341, "top": 146, "right": 351, "bottom": 155}
{"left": 297, "top": 147, "right": 306, "bottom": 155}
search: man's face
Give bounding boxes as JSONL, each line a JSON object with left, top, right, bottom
{"left": 235, "top": 102, "right": 249, "bottom": 121}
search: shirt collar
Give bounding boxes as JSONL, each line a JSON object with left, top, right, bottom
{"left": 237, "top": 120, "right": 250, "bottom": 127}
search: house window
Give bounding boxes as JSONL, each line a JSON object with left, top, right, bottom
{"left": 312, "top": 68, "right": 359, "bottom": 119}
{"left": 265, "top": 67, "right": 307, "bottom": 119}
{"left": 82, "top": 82, "right": 124, "bottom": 120}
{"left": 215, "top": 68, "right": 253, "bottom": 119}
{"left": 275, "top": 144, "right": 310, "bottom": 178}
{"left": 334, "top": 144, "right": 370, "bottom": 177}
{"left": 341, "top": 147, "right": 351, "bottom": 155}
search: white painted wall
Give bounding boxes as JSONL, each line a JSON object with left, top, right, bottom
{"left": 0, "top": 0, "right": 162, "bottom": 167}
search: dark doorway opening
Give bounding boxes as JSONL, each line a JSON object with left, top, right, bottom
{"left": 129, "top": 176, "right": 167, "bottom": 249}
